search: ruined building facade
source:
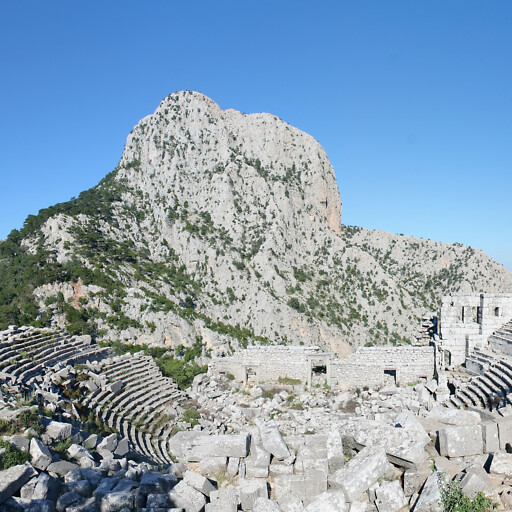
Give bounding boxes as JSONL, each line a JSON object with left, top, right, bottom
{"left": 438, "top": 293, "right": 512, "bottom": 367}
{"left": 210, "top": 293, "right": 512, "bottom": 391}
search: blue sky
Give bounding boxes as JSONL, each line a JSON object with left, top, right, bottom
{"left": 1, "top": 1, "right": 511, "bottom": 270}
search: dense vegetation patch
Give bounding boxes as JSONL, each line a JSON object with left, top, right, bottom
{"left": 99, "top": 339, "right": 208, "bottom": 390}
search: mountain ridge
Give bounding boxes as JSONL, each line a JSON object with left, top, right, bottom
{"left": 1, "top": 90, "right": 511, "bottom": 356}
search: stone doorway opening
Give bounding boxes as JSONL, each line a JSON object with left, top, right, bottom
{"left": 384, "top": 369, "right": 397, "bottom": 385}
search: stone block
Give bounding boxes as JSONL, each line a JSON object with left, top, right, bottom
{"left": 146, "top": 492, "right": 171, "bottom": 508}
{"left": 497, "top": 416, "right": 512, "bottom": 451}
{"left": 183, "top": 470, "right": 216, "bottom": 496}
{"left": 93, "top": 477, "right": 119, "bottom": 503}
{"left": 32, "top": 472, "right": 60, "bottom": 501}
{"left": 338, "top": 418, "right": 427, "bottom": 468}
{"left": 348, "top": 502, "right": 367, "bottom": 512}
{"left": 169, "top": 431, "right": 250, "bottom": 461}
{"left": 239, "top": 479, "right": 268, "bottom": 510}
{"left": 168, "top": 480, "right": 206, "bottom": 512}
{"left": 114, "top": 438, "right": 131, "bottom": 457}
{"left": 433, "top": 456, "right": 460, "bottom": 479}
{"left": 227, "top": 457, "right": 240, "bottom": 476}
{"left": 67, "top": 444, "right": 94, "bottom": 462}
{"left": 302, "top": 468, "right": 327, "bottom": 503}
{"left": 45, "top": 420, "right": 72, "bottom": 441}
{"left": 97, "top": 433, "right": 118, "bottom": 453}
{"left": 459, "top": 468, "right": 494, "bottom": 499}
{"left": 412, "top": 472, "right": 443, "bottom": 512}
{"left": 438, "top": 425, "right": 483, "bottom": 457}
{"left": 106, "top": 380, "right": 124, "bottom": 394}
{"left": 9, "top": 435, "right": 29, "bottom": 453}
{"left": 303, "top": 490, "right": 347, "bottom": 512}
{"left": 83, "top": 434, "right": 99, "bottom": 450}
{"left": 139, "top": 472, "right": 178, "bottom": 495}
{"left": 259, "top": 422, "right": 290, "bottom": 460}
{"left": 199, "top": 456, "right": 227, "bottom": 477}
{"left": 99, "top": 491, "right": 135, "bottom": 512}
{"left": 65, "top": 496, "right": 96, "bottom": 512}
{"left": 57, "top": 490, "right": 82, "bottom": 511}
{"left": 79, "top": 468, "right": 103, "bottom": 487}
{"left": 403, "top": 464, "right": 432, "bottom": 497}
{"left": 29, "top": 438, "right": 52, "bottom": 470}
{"left": 269, "top": 461, "right": 294, "bottom": 477}
{"left": 375, "top": 481, "right": 407, "bottom": 512}
{"left": 490, "top": 452, "right": 512, "bottom": 477}
{"left": 20, "top": 477, "right": 37, "bottom": 499}
{"left": 253, "top": 497, "right": 283, "bottom": 511}
{"left": 246, "top": 462, "right": 269, "bottom": 478}
{"left": 328, "top": 446, "right": 389, "bottom": 502}
{"left": 482, "top": 421, "right": 499, "bottom": 453}
{"left": 0, "top": 463, "right": 38, "bottom": 504}
{"left": 47, "top": 460, "right": 80, "bottom": 477}
{"left": 326, "top": 430, "right": 344, "bottom": 473}
{"left": 272, "top": 475, "right": 306, "bottom": 505}
{"left": 62, "top": 479, "right": 92, "bottom": 497}
{"left": 395, "top": 411, "right": 430, "bottom": 446}
{"left": 209, "top": 488, "right": 238, "bottom": 512}
{"left": 2, "top": 497, "right": 56, "bottom": 512}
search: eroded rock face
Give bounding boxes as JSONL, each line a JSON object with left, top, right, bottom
{"left": 20, "top": 90, "right": 512, "bottom": 353}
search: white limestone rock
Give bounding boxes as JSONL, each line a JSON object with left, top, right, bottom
{"left": 67, "top": 443, "right": 94, "bottom": 462}
{"left": 337, "top": 418, "right": 428, "bottom": 468}
{"left": 29, "top": 438, "right": 52, "bottom": 471}
{"left": 375, "top": 480, "right": 407, "bottom": 512}
{"left": 259, "top": 421, "right": 290, "bottom": 460}
{"left": 45, "top": 420, "right": 72, "bottom": 441}
{"left": 412, "top": 472, "right": 443, "bottom": 512}
{"left": 403, "top": 463, "right": 433, "bottom": 497}
{"left": 326, "top": 429, "right": 344, "bottom": 473}
{"left": 303, "top": 490, "right": 347, "bottom": 512}
{"left": 183, "top": 470, "right": 216, "bottom": 496}
{"left": 481, "top": 421, "right": 499, "bottom": 453}
{"left": 328, "top": 446, "right": 389, "bottom": 502}
{"left": 489, "top": 452, "right": 512, "bottom": 477}
{"left": 239, "top": 479, "right": 269, "bottom": 510}
{"left": 199, "top": 456, "right": 227, "bottom": 477}
{"left": 253, "top": 497, "right": 284, "bottom": 512}
{"left": 209, "top": 488, "right": 239, "bottom": 512}
{"left": 438, "top": 425, "right": 483, "bottom": 458}
{"left": 168, "top": 480, "right": 207, "bottom": 512}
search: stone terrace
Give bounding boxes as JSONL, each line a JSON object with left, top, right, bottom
{"left": 84, "top": 352, "right": 189, "bottom": 465}
{"left": 0, "top": 326, "right": 109, "bottom": 389}
{"left": 449, "top": 347, "right": 512, "bottom": 410}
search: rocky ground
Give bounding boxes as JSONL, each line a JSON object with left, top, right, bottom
{"left": 0, "top": 365, "right": 511, "bottom": 511}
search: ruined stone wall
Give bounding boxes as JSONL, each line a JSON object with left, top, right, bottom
{"left": 440, "top": 293, "right": 512, "bottom": 365}
{"left": 210, "top": 344, "right": 434, "bottom": 389}
{"left": 331, "top": 346, "right": 435, "bottom": 388}
{"left": 209, "top": 346, "right": 327, "bottom": 385}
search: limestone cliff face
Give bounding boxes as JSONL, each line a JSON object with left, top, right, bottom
{"left": 14, "top": 91, "right": 512, "bottom": 356}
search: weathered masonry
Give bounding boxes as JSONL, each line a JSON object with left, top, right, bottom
{"left": 439, "top": 293, "right": 512, "bottom": 366}
{"left": 210, "top": 293, "right": 512, "bottom": 390}
{"left": 209, "top": 344, "right": 435, "bottom": 390}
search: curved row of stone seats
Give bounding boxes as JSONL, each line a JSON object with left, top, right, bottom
{"left": 0, "top": 328, "right": 109, "bottom": 386}
{"left": 84, "top": 352, "right": 189, "bottom": 465}
{"left": 0, "top": 332, "right": 64, "bottom": 370}
{"left": 489, "top": 320, "right": 512, "bottom": 351}
{"left": 449, "top": 349, "right": 512, "bottom": 410}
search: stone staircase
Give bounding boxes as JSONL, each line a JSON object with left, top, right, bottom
{"left": 83, "top": 353, "right": 189, "bottom": 465}
{"left": 489, "top": 320, "right": 512, "bottom": 353}
{"left": 0, "top": 327, "right": 193, "bottom": 465}
{"left": 448, "top": 347, "right": 512, "bottom": 410}
{"left": 0, "top": 327, "right": 109, "bottom": 388}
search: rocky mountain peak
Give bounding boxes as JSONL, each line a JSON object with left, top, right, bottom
{"left": 116, "top": 90, "right": 342, "bottom": 246}
{"left": 1, "top": 91, "right": 511, "bottom": 355}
